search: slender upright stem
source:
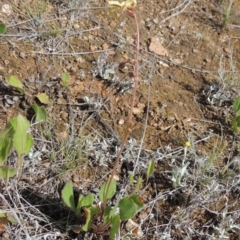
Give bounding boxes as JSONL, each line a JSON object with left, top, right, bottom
{"left": 102, "top": 7, "right": 140, "bottom": 210}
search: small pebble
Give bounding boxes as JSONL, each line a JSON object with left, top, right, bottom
{"left": 2, "top": 232, "right": 9, "bottom": 239}
{"left": 223, "top": 47, "right": 230, "bottom": 53}
{"left": 73, "top": 24, "right": 80, "bottom": 30}
{"left": 102, "top": 43, "right": 109, "bottom": 50}
{"left": 118, "top": 119, "right": 124, "bottom": 125}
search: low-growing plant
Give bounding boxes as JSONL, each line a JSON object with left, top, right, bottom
{"left": 231, "top": 97, "right": 240, "bottom": 133}
{"left": 0, "top": 114, "right": 33, "bottom": 181}
{"left": 61, "top": 180, "right": 143, "bottom": 237}
{"left": 61, "top": 73, "right": 70, "bottom": 87}
{"left": 0, "top": 23, "right": 7, "bottom": 34}
{"left": 61, "top": 0, "right": 144, "bottom": 237}
{"left": 0, "top": 76, "right": 47, "bottom": 182}
{"left": 170, "top": 142, "right": 190, "bottom": 188}
{"left": 220, "top": 0, "right": 234, "bottom": 28}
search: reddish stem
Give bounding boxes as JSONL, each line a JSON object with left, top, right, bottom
{"left": 102, "top": 7, "right": 140, "bottom": 210}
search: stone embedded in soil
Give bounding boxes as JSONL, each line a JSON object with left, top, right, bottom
{"left": 102, "top": 43, "right": 109, "bottom": 50}
{"left": 118, "top": 119, "right": 125, "bottom": 125}
{"left": 149, "top": 37, "right": 168, "bottom": 56}
{"left": 60, "top": 111, "right": 68, "bottom": 121}
{"left": 0, "top": 4, "right": 12, "bottom": 17}
{"left": 224, "top": 47, "right": 230, "bottom": 53}
{"left": 171, "top": 58, "right": 183, "bottom": 65}
{"left": 73, "top": 24, "right": 80, "bottom": 30}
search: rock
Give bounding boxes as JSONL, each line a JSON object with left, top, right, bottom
{"left": 19, "top": 52, "right": 26, "bottom": 59}
{"left": 171, "top": 58, "right": 183, "bottom": 65}
{"left": 192, "top": 48, "right": 198, "bottom": 53}
{"left": 90, "top": 45, "right": 96, "bottom": 51}
{"left": 1, "top": 4, "right": 12, "bottom": 17}
{"left": 223, "top": 47, "right": 230, "bottom": 53}
{"left": 204, "top": 58, "right": 211, "bottom": 63}
{"left": 149, "top": 37, "right": 168, "bottom": 56}
{"left": 2, "top": 232, "right": 9, "bottom": 239}
{"left": 102, "top": 43, "right": 109, "bottom": 50}
{"left": 73, "top": 23, "right": 80, "bottom": 30}
{"left": 60, "top": 111, "right": 68, "bottom": 120}
{"left": 118, "top": 119, "right": 125, "bottom": 125}
{"left": 57, "top": 97, "right": 67, "bottom": 104}
{"left": 109, "top": 21, "right": 117, "bottom": 28}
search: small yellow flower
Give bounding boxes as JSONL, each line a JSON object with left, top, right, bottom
{"left": 108, "top": 0, "right": 137, "bottom": 9}
{"left": 185, "top": 141, "right": 191, "bottom": 147}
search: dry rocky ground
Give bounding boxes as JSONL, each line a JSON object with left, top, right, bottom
{"left": 0, "top": 0, "right": 240, "bottom": 239}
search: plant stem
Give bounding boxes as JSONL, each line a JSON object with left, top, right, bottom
{"left": 102, "top": 7, "right": 140, "bottom": 210}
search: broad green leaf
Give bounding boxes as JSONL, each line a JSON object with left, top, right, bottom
{"left": 0, "top": 23, "right": 7, "bottom": 34}
{"left": 61, "top": 73, "right": 69, "bottom": 87}
{"left": 24, "top": 134, "right": 33, "bottom": 154}
{"left": 61, "top": 181, "right": 76, "bottom": 212}
{"left": 233, "top": 97, "right": 240, "bottom": 115}
{"left": 146, "top": 159, "right": 154, "bottom": 181}
{"left": 12, "top": 115, "right": 31, "bottom": 158}
{"left": 0, "top": 130, "right": 13, "bottom": 164}
{"left": 99, "top": 179, "right": 116, "bottom": 202}
{"left": 6, "top": 76, "right": 24, "bottom": 93}
{"left": 82, "top": 206, "right": 100, "bottom": 231}
{"left": 0, "top": 166, "right": 17, "bottom": 179}
{"left": 128, "top": 194, "right": 143, "bottom": 209}
{"left": 109, "top": 215, "right": 120, "bottom": 238}
{"left": 76, "top": 194, "right": 94, "bottom": 215}
{"left": 118, "top": 195, "right": 143, "bottom": 220}
{"left": 36, "top": 93, "right": 51, "bottom": 104}
{"left": 80, "top": 194, "right": 94, "bottom": 208}
{"left": 32, "top": 104, "right": 47, "bottom": 123}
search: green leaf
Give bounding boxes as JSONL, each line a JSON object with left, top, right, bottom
{"left": 0, "top": 130, "right": 13, "bottom": 164}
{"left": 32, "top": 104, "right": 47, "bottom": 123}
{"left": 12, "top": 115, "right": 32, "bottom": 158}
{"left": 236, "top": 116, "right": 240, "bottom": 126}
{"left": 24, "top": 134, "right": 33, "bottom": 154}
{"left": 0, "top": 166, "right": 17, "bottom": 179}
{"left": 80, "top": 194, "right": 94, "bottom": 207}
{"left": 232, "top": 120, "right": 238, "bottom": 133}
{"left": 76, "top": 193, "right": 94, "bottom": 215}
{"left": 146, "top": 159, "right": 154, "bottom": 181}
{"left": 76, "top": 194, "right": 84, "bottom": 214}
{"left": 109, "top": 215, "right": 120, "bottom": 238}
{"left": 6, "top": 76, "right": 24, "bottom": 93}
{"left": 233, "top": 97, "right": 240, "bottom": 115}
{"left": 118, "top": 197, "right": 137, "bottom": 220}
{"left": 0, "top": 23, "right": 7, "bottom": 34}
{"left": 0, "top": 212, "right": 6, "bottom": 218}
{"left": 6, "top": 215, "right": 18, "bottom": 224}
{"left": 128, "top": 194, "right": 143, "bottom": 209}
{"left": 99, "top": 179, "right": 116, "bottom": 203}
{"left": 61, "top": 181, "right": 76, "bottom": 212}
{"left": 36, "top": 93, "right": 51, "bottom": 104}
{"left": 82, "top": 206, "right": 100, "bottom": 231}
{"left": 118, "top": 195, "right": 143, "bottom": 220}
{"left": 61, "top": 73, "right": 69, "bottom": 87}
